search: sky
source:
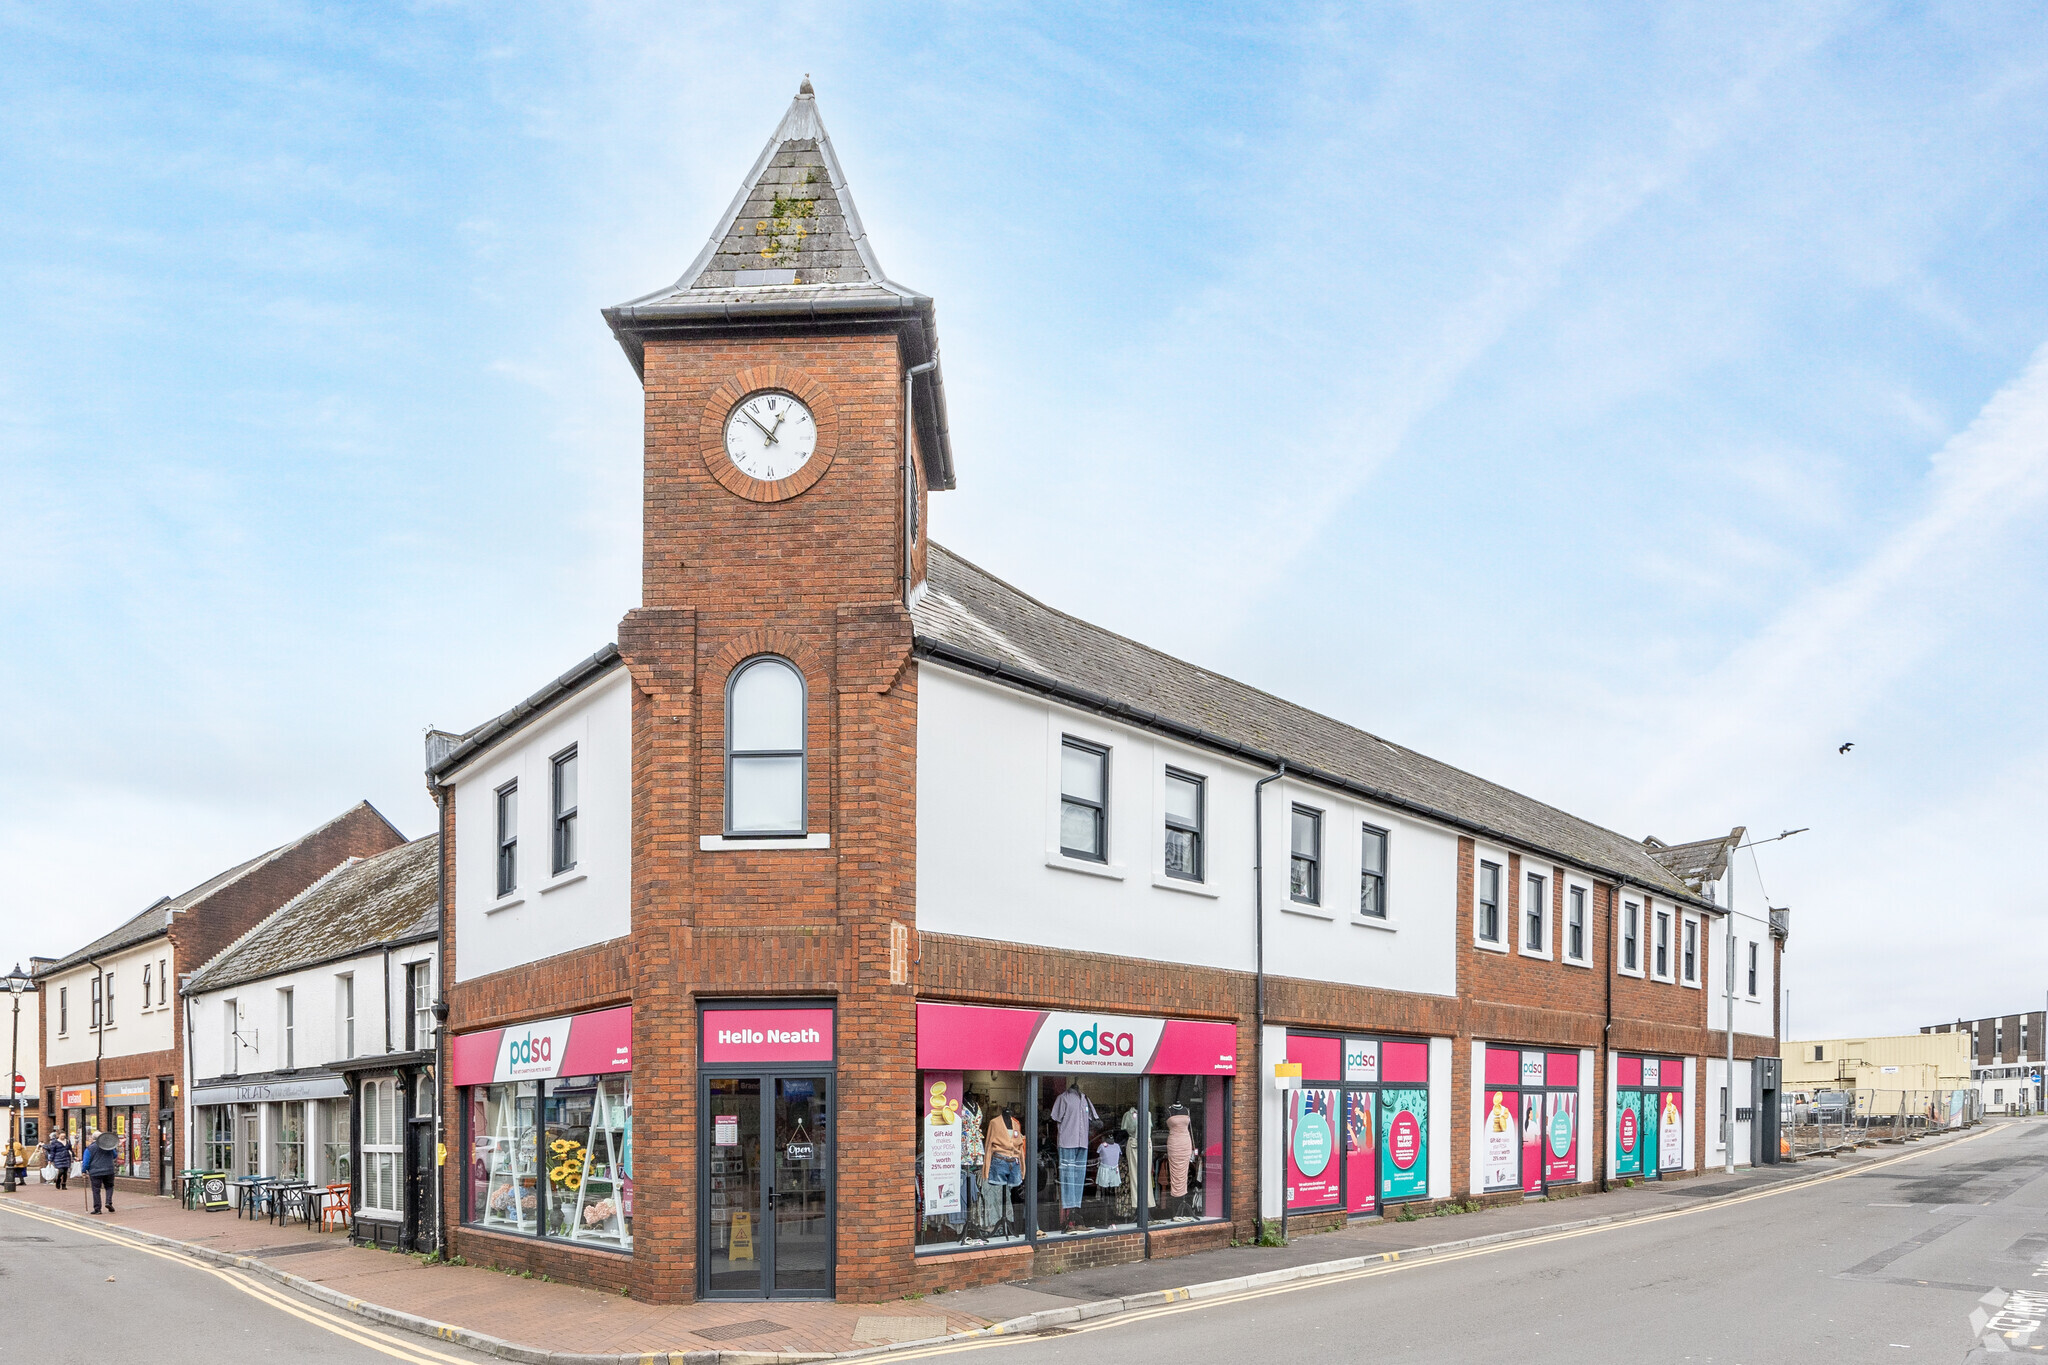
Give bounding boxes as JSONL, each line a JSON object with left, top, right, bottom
{"left": 4, "top": 2, "right": 2046, "bottom": 1038}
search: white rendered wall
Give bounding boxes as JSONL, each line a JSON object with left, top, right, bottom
{"left": 43, "top": 939, "right": 178, "bottom": 1071}
{"left": 1707, "top": 852, "right": 1778, "bottom": 1040}
{"left": 448, "top": 668, "right": 631, "bottom": 982}
{"left": 917, "top": 667, "right": 1457, "bottom": 997}
{"left": 1705, "top": 1057, "right": 1755, "bottom": 1167}
{"left": 186, "top": 945, "right": 436, "bottom": 1081}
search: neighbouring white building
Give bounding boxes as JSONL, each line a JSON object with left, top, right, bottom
{"left": 183, "top": 835, "right": 440, "bottom": 1247}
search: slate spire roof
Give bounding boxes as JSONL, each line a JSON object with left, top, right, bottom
{"left": 602, "top": 80, "right": 955, "bottom": 490}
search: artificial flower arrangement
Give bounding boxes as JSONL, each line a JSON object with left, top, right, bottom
{"left": 549, "top": 1136, "right": 587, "bottom": 1192}
{"left": 581, "top": 1197, "right": 618, "bottom": 1228}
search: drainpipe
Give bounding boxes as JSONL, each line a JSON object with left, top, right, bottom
{"left": 1254, "top": 763, "right": 1286, "bottom": 1240}
{"left": 903, "top": 355, "right": 939, "bottom": 602}
{"left": 432, "top": 781, "right": 450, "bottom": 1259}
{"left": 1601, "top": 886, "right": 1617, "bottom": 1193}
{"left": 85, "top": 957, "right": 105, "bottom": 1139}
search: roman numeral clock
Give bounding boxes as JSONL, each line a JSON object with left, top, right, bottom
{"left": 697, "top": 369, "right": 838, "bottom": 503}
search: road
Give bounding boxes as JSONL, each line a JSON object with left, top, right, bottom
{"left": 900, "top": 1119, "right": 2048, "bottom": 1364}
{"left": 0, "top": 1198, "right": 501, "bottom": 1365}
{"left": 3, "top": 1123, "right": 2043, "bottom": 1363}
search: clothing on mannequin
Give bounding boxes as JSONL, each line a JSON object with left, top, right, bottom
{"left": 1050, "top": 1080, "right": 1097, "bottom": 1219}
{"left": 1165, "top": 1103, "right": 1195, "bottom": 1207}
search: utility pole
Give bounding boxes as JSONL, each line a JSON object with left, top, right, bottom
{"left": 1728, "top": 830, "right": 1805, "bottom": 1174}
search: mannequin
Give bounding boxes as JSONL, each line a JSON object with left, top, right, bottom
{"left": 1049, "top": 1078, "right": 1097, "bottom": 1230}
{"left": 982, "top": 1103, "right": 1024, "bottom": 1236}
{"left": 1164, "top": 1102, "right": 1194, "bottom": 1216}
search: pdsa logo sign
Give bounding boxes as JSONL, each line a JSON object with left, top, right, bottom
{"left": 1022, "top": 1011, "right": 1166, "bottom": 1074}
{"left": 497, "top": 1017, "right": 573, "bottom": 1081}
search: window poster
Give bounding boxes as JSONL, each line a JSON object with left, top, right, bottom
{"left": 1640, "top": 1089, "right": 1660, "bottom": 1175}
{"left": 922, "top": 1073, "right": 963, "bottom": 1217}
{"left": 1519, "top": 1093, "right": 1544, "bottom": 1195}
{"left": 1286, "top": 1089, "right": 1340, "bottom": 1210}
{"left": 1344, "top": 1091, "right": 1377, "bottom": 1215}
{"left": 1379, "top": 1088, "right": 1428, "bottom": 1199}
{"left": 1481, "top": 1088, "right": 1518, "bottom": 1190}
{"left": 1543, "top": 1092, "right": 1577, "bottom": 1184}
{"left": 1615, "top": 1090, "right": 1643, "bottom": 1176}
{"left": 1658, "top": 1089, "right": 1683, "bottom": 1171}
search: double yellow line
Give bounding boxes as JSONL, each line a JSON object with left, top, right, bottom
{"left": 886, "top": 1125, "right": 2000, "bottom": 1361}
{"left": 0, "top": 1200, "right": 485, "bottom": 1365}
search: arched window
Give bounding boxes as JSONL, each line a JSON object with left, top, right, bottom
{"left": 725, "top": 656, "right": 807, "bottom": 835}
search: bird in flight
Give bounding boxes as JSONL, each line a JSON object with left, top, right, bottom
{"left": 1838, "top": 742, "right": 1854, "bottom": 754}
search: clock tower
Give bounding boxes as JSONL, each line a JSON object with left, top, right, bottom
{"left": 601, "top": 81, "right": 950, "bottom": 1302}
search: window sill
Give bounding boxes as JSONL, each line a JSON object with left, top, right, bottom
{"left": 1281, "top": 902, "right": 1334, "bottom": 922}
{"left": 1681, "top": 979, "right": 1702, "bottom": 991}
{"left": 701, "top": 833, "right": 831, "bottom": 851}
{"left": 1350, "top": 915, "right": 1397, "bottom": 933}
{"left": 485, "top": 896, "right": 526, "bottom": 916}
{"left": 1045, "top": 851, "right": 1124, "bottom": 881}
{"left": 1518, "top": 947, "right": 1552, "bottom": 962}
{"left": 1616, "top": 966, "right": 1644, "bottom": 979}
{"left": 537, "top": 871, "right": 587, "bottom": 896}
{"left": 1561, "top": 955, "right": 1592, "bottom": 969}
{"left": 1152, "top": 873, "right": 1219, "bottom": 899}
{"left": 1474, "top": 938, "right": 1509, "bottom": 954}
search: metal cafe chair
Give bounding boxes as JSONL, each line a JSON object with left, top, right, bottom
{"left": 318, "top": 1183, "right": 352, "bottom": 1234}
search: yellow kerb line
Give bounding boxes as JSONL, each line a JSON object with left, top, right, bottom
{"left": 0, "top": 1200, "right": 477, "bottom": 1365}
{"left": 884, "top": 1124, "right": 1999, "bottom": 1361}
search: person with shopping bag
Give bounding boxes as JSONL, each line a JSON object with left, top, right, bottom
{"left": 43, "top": 1130, "right": 72, "bottom": 1190}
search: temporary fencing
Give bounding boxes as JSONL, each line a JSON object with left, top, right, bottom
{"left": 1783, "top": 1088, "right": 1979, "bottom": 1156}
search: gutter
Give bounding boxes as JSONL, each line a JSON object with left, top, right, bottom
{"left": 914, "top": 637, "right": 1715, "bottom": 913}
{"left": 427, "top": 646, "right": 623, "bottom": 782}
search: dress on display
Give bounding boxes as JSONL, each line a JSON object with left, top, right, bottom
{"left": 1165, "top": 1111, "right": 1194, "bottom": 1197}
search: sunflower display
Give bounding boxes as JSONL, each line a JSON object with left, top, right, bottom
{"left": 549, "top": 1136, "right": 588, "bottom": 1192}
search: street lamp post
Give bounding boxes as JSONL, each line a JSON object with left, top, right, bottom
{"left": 1728, "top": 830, "right": 1804, "bottom": 1173}
{"left": 4, "top": 963, "right": 30, "bottom": 1194}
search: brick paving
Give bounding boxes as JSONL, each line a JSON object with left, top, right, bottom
{"left": 2, "top": 1182, "right": 987, "bottom": 1357}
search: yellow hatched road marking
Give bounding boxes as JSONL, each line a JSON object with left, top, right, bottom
{"left": 0, "top": 1201, "right": 479, "bottom": 1365}
{"left": 884, "top": 1126, "right": 1999, "bottom": 1361}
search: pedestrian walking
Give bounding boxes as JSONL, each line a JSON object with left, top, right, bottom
{"left": 83, "top": 1128, "right": 118, "bottom": 1214}
{"left": 4, "top": 1135, "right": 26, "bottom": 1187}
{"left": 44, "top": 1130, "right": 73, "bottom": 1190}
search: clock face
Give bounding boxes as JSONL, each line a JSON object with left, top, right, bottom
{"left": 723, "top": 390, "right": 817, "bottom": 483}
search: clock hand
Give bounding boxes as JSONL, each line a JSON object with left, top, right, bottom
{"left": 741, "top": 409, "right": 778, "bottom": 443}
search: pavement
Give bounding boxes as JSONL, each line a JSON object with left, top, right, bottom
{"left": 0, "top": 1124, "right": 2015, "bottom": 1363}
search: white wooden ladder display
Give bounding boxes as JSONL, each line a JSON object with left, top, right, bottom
{"left": 482, "top": 1096, "right": 534, "bottom": 1234}
{"left": 566, "top": 1081, "right": 625, "bottom": 1244}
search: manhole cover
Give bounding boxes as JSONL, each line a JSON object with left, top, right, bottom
{"left": 693, "top": 1319, "right": 788, "bottom": 1343}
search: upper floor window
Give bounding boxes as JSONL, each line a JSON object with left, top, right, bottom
{"left": 1682, "top": 919, "right": 1698, "bottom": 983}
{"left": 551, "top": 746, "right": 579, "bottom": 874}
{"left": 1567, "top": 886, "right": 1586, "bottom": 961}
{"left": 224, "top": 999, "right": 239, "bottom": 1074}
{"left": 1746, "top": 942, "right": 1758, "bottom": 997}
{"left": 726, "top": 656, "right": 807, "bottom": 836}
{"left": 1163, "top": 768, "right": 1204, "bottom": 881}
{"left": 142, "top": 964, "right": 152, "bottom": 1011}
{"left": 281, "top": 987, "right": 296, "bottom": 1068}
{"left": 1059, "top": 738, "right": 1108, "bottom": 861}
{"left": 90, "top": 974, "right": 103, "bottom": 1030}
{"left": 1812, "top": 1044, "right": 1823, "bottom": 1062}
{"left": 1524, "top": 874, "right": 1547, "bottom": 952}
{"left": 496, "top": 781, "right": 519, "bottom": 896}
{"left": 1478, "top": 861, "right": 1503, "bottom": 943}
{"left": 104, "top": 970, "right": 113, "bottom": 1022}
{"left": 1359, "top": 825, "right": 1388, "bottom": 919}
{"left": 1654, "top": 910, "right": 1671, "bottom": 978}
{"left": 158, "top": 958, "right": 168, "bottom": 1006}
{"left": 1289, "top": 806, "right": 1321, "bottom": 904}
{"left": 58, "top": 987, "right": 67, "bottom": 1036}
{"left": 406, "top": 961, "right": 433, "bottom": 1051}
{"left": 338, "top": 974, "right": 355, "bottom": 1059}
{"left": 1623, "top": 901, "right": 1640, "bottom": 972}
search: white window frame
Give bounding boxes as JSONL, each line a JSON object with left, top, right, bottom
{"left": 1680, "top": 915, "right": 1701, "bottom": 988}
{"left": 1519, "top": 870, "right": 1551, "bottom": 960}
{"left": 1358, "top": 823, "right": 1389, "bottom": 922}
{"left": 223, "top": 999, "right": 239, "bottom": 1075}
{"left": 158, "top": 957, "right": 169, "bottom": 1008}
{"left": 280, "top": 986, "right": 296, "bottom": 1067}
{"left": 1475, "top": 857, "right": 1506, "bottom": 951}
{"left": 1563, "top": 882, "right": 1591, "bottom": 966}
{"left": 407, "top": 961, "right": 434, "bottom": 1052}
{"left": 338, "top": 974, "right": 356, "bottom": 1060}
{"left": 359, "top": 1077, "right": 403, "bottom": 1217}
{"left": 1619, "top": 900, "right": 1643, "bottom": 977}
{"left": 1746, "top": 942, "right": 1759, "bottom": 999}
{"left": 1653, "top": 908, "right": 1674, "bottom": 982}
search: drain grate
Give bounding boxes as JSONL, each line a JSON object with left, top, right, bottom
{"left": 692, "top": 1319, "right": 789, "bottom": 1343}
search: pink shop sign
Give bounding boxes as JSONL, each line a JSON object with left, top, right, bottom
{"left": 451, "top": 1005, "right": 632, "bottom": 1086}
{"left": 916, "top": 1001, "right": 1237, "bottom": 1075}
{"left": 701, "top": 1007, "right": 836, "bottom": 1064}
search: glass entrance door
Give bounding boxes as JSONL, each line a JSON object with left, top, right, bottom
{"left": 1640, "top": 1090, "right": 1660, "bottom": 1179}
{"left": 703, "top": 1074, "right": 833, "bottom": 1298}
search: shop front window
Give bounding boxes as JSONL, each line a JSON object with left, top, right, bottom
{"left": 1284, "top": 1032, "right": 1431, "bottom": 1215}
{"left": 913, "top": 1004, "right": 1238, "bottom": 1253}
{"left": 320, "top": 1098, "right": 352, "bottom": 1184}
{"left": 917, "top": 1070, "right": 1026, "bottom": 1249}
{"left": 111, "top": 1106, "right": 150, "bottom": 1179}
{"left": 203, "top": 1107, "right": 234, "bottom": 1173}
{"left": 468, "top": 1081, "right": 539, "bottom": 1234}
{"left": 542, "top": 1075, "right": 632, "bottom": 1249}
{"left": 466, "top": 1076, "right": 633, "bottom": 1252}
{"left": 275, "top": 1101, "right": 306, "bottom": 1182}
{"left": 1037, "top": 1074, "right": 1142, "bottom": 1238}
